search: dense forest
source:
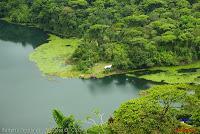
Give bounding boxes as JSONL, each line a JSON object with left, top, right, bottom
{"left": 1, "top": 0, "right": 200, "bottom": 71}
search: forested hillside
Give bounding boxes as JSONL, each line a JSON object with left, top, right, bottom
{"left": 1, "top": 0, "right": 200, "bottom": 71}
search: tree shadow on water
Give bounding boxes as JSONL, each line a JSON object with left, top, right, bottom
{"left": 82, "top": 74, "right": 161, "bottom": 95}
{"left": 0, "top": 20, "right": 48, "bottom": 48}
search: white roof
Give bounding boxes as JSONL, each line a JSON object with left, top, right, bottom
{"left": 104, "top": 65, "right": 112, "bottom": 69}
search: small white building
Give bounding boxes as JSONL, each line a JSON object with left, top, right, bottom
{"left": 104, "top": 65, "right": 112, "bottom": 70}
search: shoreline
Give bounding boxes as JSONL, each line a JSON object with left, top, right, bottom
{"left": 29, "top": 34, "right": 200, "bottom": 83}
{"left": 0, "top": 18, "right": 76, "bottom": 38}
{"left": 2, "top": 19, "right": 199, "bottom": 83}
{"left": 30, "top": 35, "right": 200, "bottom": 84}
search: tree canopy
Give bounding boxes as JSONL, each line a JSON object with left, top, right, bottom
{"left": 112, "top": 84, "right": 200, "bottom": 133}
{"left": 1, "top": 0, "right": 200, "bottom": 70}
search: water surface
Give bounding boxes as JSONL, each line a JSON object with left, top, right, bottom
{"left": 0, "top": 20, "right": 156, "bottom": 132}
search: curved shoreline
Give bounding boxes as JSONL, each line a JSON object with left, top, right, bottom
{"left": 29, "top": 34, "right": 200, "bottom": 84}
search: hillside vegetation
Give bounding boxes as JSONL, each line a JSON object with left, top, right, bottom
{"left": 1, "top": 0, "right": 200, "bottom": 71}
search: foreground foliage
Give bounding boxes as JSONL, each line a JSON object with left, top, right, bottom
{"left": 112, "top": 84, "right": 200, "bottom": 134}
{"left": 47, "top": 109, "right": 83, "bottom": 134}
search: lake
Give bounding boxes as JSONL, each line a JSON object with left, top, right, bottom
{"left": 0, "top": 20, "right": 156, "bottom": 133}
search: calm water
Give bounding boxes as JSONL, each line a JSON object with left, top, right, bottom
{"left": 0, "top": 20, "right": 156, "bottom": 132}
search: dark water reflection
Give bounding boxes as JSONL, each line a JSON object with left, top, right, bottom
{"left": 84, "top": 75, "right": 157, "bottom": 94}
{"left": 0, "top": 20, "right": 48, "bottom": 48}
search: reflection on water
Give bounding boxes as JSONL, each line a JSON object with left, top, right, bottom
{"left": 0, "top": 20, "right": 48, "bottom": 48}
{"left": 83, "top": 75, "right": 156, "bottom": 95}
{"left": 0, "top": 21, "right": 159, "bottom": 130}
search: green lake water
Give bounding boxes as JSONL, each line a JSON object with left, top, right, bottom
{"left": 0, "top": 20, "right": 157, "bottom": 132}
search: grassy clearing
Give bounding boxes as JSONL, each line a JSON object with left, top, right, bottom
{"left": 127, "top": 62, "right": 200, "bottom": 84}
{"left": 30, "top": 35, "right": 120, "bottom": 78}
{"left": 30, "top": 35, "right": 80, "bottom": 76}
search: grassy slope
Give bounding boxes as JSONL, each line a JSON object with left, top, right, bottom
{"left": 127, "top": 62, "right": 200, "bottom": 84}
{"left": 30, "top": 35, "right": 119, "bottom": 78}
